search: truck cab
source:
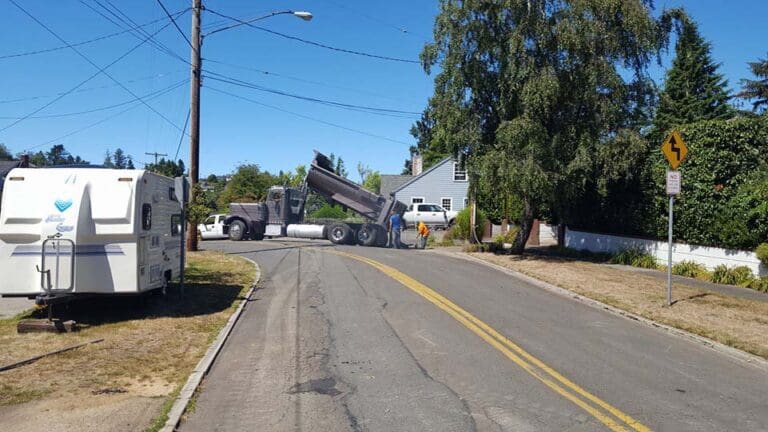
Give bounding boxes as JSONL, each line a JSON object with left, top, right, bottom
{"left": 198, "top": 214, "right": 228, "bottom": 240}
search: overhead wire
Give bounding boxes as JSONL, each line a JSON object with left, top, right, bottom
{"left": 203, "top": 71, "right": 420, "bottom": 118}
{"left": 207, "top": 86, "right": 413, "bottom": 146}
{"left": 155, "top": 0, "right": 193, "bottom": 49}
{"left": 320, "top": 0, "right": 431, "bottom": 41}
{"left": 205, "top": 8, "right": 420, "bottom": 64}
{"left": 0, "top": 79, "right": 188, "bottom": 119}
{"left": 22, "top": 79, "right": 188, "bottom": 152}
{"left": 0, "top": 9, "right": 178, "bottom": 133}
{"left": 174, "top": 109, "right": 191, "bottom": 160}
{"left": 204, "top": 58, "right": 421, "bottom": 104}
{"left": 0, "top": 11, "right": 186, "bottom": 60}
{"left": 0, "top": 71, "right": 181, "bottom": 104}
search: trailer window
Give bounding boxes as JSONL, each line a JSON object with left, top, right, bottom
{"left": 142, "top": 204, "right": 152, "bottom": 230}
{"left": 171, "top": 214, "right": 182, "bottom": 236}
{"left": 169, "top": 187, "right": 177, "bottom": 201}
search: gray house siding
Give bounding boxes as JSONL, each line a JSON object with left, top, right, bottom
{"left": 393, "top": 158, "right": 468, "bottom": 211}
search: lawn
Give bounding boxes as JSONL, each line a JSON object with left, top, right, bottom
{"left": 0, "top": 251, "right": 256, "bottom": 432}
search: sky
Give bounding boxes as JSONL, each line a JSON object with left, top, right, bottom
{"left": 0, "top": 0, "right": 766, "bottom": 178}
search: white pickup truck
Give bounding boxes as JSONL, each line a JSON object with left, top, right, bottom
{"left": 403, "top": 203, "right": 457, "bottom": 229}
{"left": 198, "top": 214, "right": 228, "bottom": 240}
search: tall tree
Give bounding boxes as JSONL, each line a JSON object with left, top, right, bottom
{"left": 422, "top": 0, "right": 675, "bottom": 253}
{"left": 146, "top": 158, "right": 185, "bottom": 177}
{"left": 739, "top": 54, "right": 768, "bottom": 114}
{"left": 26, "top": 144, "right": 87, "bottom": 166}
{"left": 653, "top": 16, "right": 733, "bottom": 135}
{"left": 103, "top": 150, "right": 115, "bottom": 168}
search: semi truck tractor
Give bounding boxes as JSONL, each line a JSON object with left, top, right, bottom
{"left": 223, "top": 152, "right": 407, "bottom": 247}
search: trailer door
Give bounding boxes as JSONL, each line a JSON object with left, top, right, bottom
{"left": 39, "top": 238, "right": 75, "bottom": 292}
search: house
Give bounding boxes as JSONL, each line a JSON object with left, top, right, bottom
{"left": 381, "top": 155, "right": 469, "bottom": 212}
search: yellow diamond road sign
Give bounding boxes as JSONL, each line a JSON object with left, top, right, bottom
{"left": 661, "top": 130, "right": 688, "bottom": 170}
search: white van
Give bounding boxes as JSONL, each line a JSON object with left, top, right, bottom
{"left": 0, "top": 167, "right": 183, "bottom": 299}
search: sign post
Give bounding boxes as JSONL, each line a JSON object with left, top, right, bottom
{"left": 661, "top": 131, "right": 688, "bottom": 306}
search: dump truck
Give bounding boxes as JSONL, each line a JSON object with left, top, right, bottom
{"left": 223, "top": 152, "right": 407, "bottom": 247}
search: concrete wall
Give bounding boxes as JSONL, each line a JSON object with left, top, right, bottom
{"left": 395, "top": 159, "right": 469, "bottom": 211}
{"left": 565, "top": 229, "right": 766, "bottom": 277}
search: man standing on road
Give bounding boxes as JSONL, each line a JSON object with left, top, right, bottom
{"left": 388, "top": 211, "right": 404, "bottom": 249}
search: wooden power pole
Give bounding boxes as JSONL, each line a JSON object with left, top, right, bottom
{"left": 186, "top": 0, "right": 202, "bottom": 252}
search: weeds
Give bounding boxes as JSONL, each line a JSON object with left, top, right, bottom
{"left": 711, "top": 265, "right": 755, "bottom": 286}
{"left": 672, "top": 260, "right": 707, "bottom": 278}
{"left": 610, "top": 248, "right": 658, "bottom": 269}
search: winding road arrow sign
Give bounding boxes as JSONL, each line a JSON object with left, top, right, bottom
{"left": 661, "top": 130, "right": 688, "bottom": 169}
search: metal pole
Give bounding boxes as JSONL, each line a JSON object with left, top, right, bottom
{"left": 667, "top": 195, "right": 674, "bottom": 306}
{"left": 186, "top": 0, "right": 201, "bottom": 252}
{"left": 180, "top": 196, "right": 186, "bottom": 298}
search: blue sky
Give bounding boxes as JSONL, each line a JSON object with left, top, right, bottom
{"left": 0, "top": 1, "right": 766, "bottom": 178}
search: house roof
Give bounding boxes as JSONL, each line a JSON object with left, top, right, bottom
{"left": 391, "top": 157, "right": 454, "bottom": 194}
{"left": 380, "top": 175, "right": 412, "bottom": 197}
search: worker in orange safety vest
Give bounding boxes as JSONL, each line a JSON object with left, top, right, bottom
{"left": 416, "top": 220, "right": 430, "bottom": 249}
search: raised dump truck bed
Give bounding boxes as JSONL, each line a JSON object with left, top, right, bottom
{"left": 224, "top": 152, "right": 407, "bottom": 247}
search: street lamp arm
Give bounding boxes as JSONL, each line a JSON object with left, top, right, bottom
{"left": 204, "top": 9, "right": 310, "bottom": 38}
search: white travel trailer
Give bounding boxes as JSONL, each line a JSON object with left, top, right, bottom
{"left": 0, "top": 167, "right": 183, "bottom": 301}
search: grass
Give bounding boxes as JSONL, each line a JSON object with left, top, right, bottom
{"left": 469, "top": 252, "right": 768, "bottom": 359}
{"left": 0, "top": 251, "right": 255, "bottom": 430}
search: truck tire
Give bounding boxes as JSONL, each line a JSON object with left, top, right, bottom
{"left": 229, "top": 220, "right": 247, "bottom": 241}
{"left": 249, "top": 221, "right": 264, "bottom": 240}
{"left": 328, "top": 223, "right": 353, "bottom": 245}
{"left": 357, "top": 224, "right": 379, "bottom": 247}
{"left": 374, "top": 225, "right": 389, "bottom": 247}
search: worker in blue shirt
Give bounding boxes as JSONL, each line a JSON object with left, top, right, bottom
{"left": 388, "top": 211, "right": 404, "bottom": 249}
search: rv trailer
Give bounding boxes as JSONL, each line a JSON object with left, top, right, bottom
{"left": 0, "top": 168, "right": 183, "bottom": 302}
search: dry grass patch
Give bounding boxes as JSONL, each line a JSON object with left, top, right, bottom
{"left": 0, "top": 251, "right": 255, "bottom": 431}
{"left": 470, "top": 253, "right": 768, "bottom": 359}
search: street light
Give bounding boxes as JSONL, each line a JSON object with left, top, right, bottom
{"left": 186, "top": 5, "right": 313, "bottom": 252}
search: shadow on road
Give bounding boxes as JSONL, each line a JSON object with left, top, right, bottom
{"left": 25, "top": 282, "right": 243, "bottom": 326}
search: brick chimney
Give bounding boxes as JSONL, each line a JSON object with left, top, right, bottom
{"left": 411, "top": 153, "right": 423, "bottom": 176}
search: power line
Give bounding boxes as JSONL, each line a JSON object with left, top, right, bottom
{"left": 320, "top": 0, "right": 431, "bottom": 41}
{"left": 207, "top": 86, "right": 413, "bottom": 146}
{"left": 0, "top": 79, "right": 187, "bottom": 119}
{"left": 174, "top": 109, "right": 191, "bottom": 160}
{"left": 0, "top": 14, "right": 176, "bottom": 133}
{"left": 23, "top": 80, "right": 187, "bottom": 152}
{"left": 145, "top": 151, "right": 168, "bottom": 165}
{"left": 204, "top": 58, "right": 421, "bottom": 104}
{"left": 0, "top": 11, "right": 186, "bottom": 60}
{"left": 203, "top": 72, "right": 420, "bottom": 118}
{"left": 0, "top": 71, "right": 181, "bottom": 104}
{"left": 205, "top": 8, "right": 420, "bottom": 64}
{"left": 6, "top": 0, "right": 186, "bottom": 134}
{"left": 81, "top": 0, "right": 190, "bottom": 66}
{"left": 155, "top": 0, "right": 193, "bottom": 49}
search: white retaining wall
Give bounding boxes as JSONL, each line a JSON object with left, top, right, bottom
{"left": 565, "top": 229, "right": 766, "bottom": 277}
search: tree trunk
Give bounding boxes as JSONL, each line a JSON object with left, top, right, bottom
{"left": 557, "top": 223, "right": 566, "bottom": 248}
{"left": 511, "top": 200, "right": 534, "bottom": 254}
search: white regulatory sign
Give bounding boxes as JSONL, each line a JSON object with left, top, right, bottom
{"left": 666, "top": 170, "right": 681, "bottom": 195}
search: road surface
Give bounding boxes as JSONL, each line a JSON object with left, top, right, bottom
{"left": 181, "top": 239, "right": 768, "bottom": 432}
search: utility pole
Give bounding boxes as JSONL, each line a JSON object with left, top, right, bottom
{"left": 186, "top": 0, "right": 202, "bottom": 252}
{"left": 145, "top": 151, "right": 167, "bottom": 165}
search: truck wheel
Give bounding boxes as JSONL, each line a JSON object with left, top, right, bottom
{"left": 328, "top": 223, "right": 353, "bottom": 244}
{"left": 229, "top": 220, "right": 247, "bottom": 241}
{"left": 357, "top": 224, "right": 379, "bottom": 247}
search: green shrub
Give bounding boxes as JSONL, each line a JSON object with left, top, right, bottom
{"left": 749, "top": 277, "right": 768, "bottom": 292}
{"left": 310, "top": 203, "right": 347, "bottom": 219}
{"left": 671, "top": 261, "right": 707, "bottom": 278}
{"left": 631, "top": 254, "right": 659, "bottom": 269}
{"left": 711, "top": 265, "right": 755, "bottom": 286}
{"left": 454, "top": 207, "right": 487, "bottom": 241}
{"left": 610, "top": 248, "right": 658, "bottom": 269}
{"left": 756, "top": 243, "right": 768, "bottom": 266}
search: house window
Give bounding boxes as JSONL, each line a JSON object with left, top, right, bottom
{"left": 142, "top": 204, "right": 152, "bottom": 230}
{"left": 411, "top": 197, "right": 424, "bottom": 204}
{"left": 453, "top": 162, "right": 467, "bottom": 182}
{"left": 171, "top": 214, "right": 182, "bottom": 236}
{"left": 464, "top": 198, "right": 469, "bottom": 208}
{"left": 441, "top": 198, "right": 453, "bottom": 211}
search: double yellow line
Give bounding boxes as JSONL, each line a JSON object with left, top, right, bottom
{"left": 332, "top": 251, "right": 650, "bottom": 432}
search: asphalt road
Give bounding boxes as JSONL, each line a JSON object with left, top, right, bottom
{"left": 181, "top": 239, "right": 768, "bottom": 432}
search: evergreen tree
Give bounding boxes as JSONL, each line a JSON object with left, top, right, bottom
{"left": 103, "top": 150, "right": 115, "bottom": 168}
{"left": 127, "top": 157, "right": 135, "bottom": 170}
{"left": 739, "top": 54, "right": 768, "bottom": 114}
{"left": 653, "top": 17, "right": 733, "bottom": 135}
{"left": 0, "top": 143, "right": 12, "bottom": 160}
{"left": 112, "top": 148, "right": 127, "bottom": 169}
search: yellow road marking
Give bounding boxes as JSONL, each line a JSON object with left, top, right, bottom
{"left": 332, "top": 250, "right": 651, "bottom": 432}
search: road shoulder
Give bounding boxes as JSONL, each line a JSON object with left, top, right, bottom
{"left": 431, "top": 249, "right": 768, "bottom": 371}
